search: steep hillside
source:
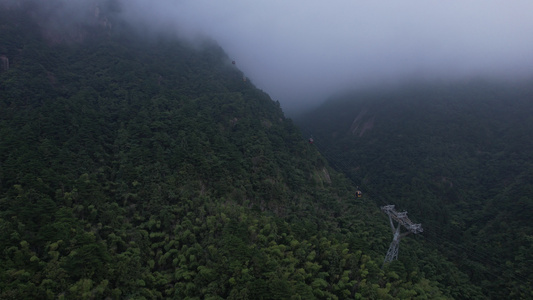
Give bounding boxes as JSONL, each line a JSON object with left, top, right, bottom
{"left": 0, "top": 1, "right": 488, "bottom": 299}
{"left": 296, "top": 80, "right": 533, "bottom": 299}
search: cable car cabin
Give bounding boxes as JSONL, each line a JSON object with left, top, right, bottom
{"left": 308, "top": 138, "right": 314, "bottom": 144}
{"left": 355, "top": 190, "right": 362, "bottom": 198}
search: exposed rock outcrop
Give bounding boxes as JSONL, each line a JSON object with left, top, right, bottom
{"left": 31, "top": 1, "right": 114, "bottom": 45}
{"left": 0, "top": 55, "right": 8, "bottom": 72}
{"left": 350, "top": 109, "right": 375, "bottom": 137}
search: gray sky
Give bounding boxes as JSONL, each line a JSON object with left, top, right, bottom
{"left": 7, "top": 0, "right": 533, "bottom": 113}
{"left": 121, "top": 0, "right": 533, "bottom": 112}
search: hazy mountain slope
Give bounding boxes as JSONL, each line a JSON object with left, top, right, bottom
{"left": 296, "top": 80, "right": 533, "bottom": 299}
{"left": 0, "top": 2, "right": 468, "bottom": 299}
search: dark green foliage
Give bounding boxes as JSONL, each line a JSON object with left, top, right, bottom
{"left": 0, "top": 2, "right": 480, "bottom": 299}
{"left": 296, "top": 80, "right": 533, "bottom": 299}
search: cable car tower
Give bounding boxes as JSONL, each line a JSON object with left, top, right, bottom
{"left": 381, "top": 205, "right": 423, "bottom": 267}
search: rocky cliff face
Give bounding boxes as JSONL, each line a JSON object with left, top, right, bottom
{"left": 0, "top": 55, "right": 8, "bottom": 72}
{"left": 38, "top": 1, "right": 115, "bottom": 44}
{"left": 3, "top": 0, "right": 116, "bottom": 45}
{"left": 350, "top": 110, "right": 375, "bottom": 137}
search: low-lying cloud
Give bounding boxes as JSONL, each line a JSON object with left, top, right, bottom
{"left": 5, "top": 0, "right": 533, "bottom": 113}
{"left": 124, "top": 1, "right": 533, "bottom": 112}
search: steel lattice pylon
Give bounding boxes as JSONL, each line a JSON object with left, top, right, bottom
{"left": 381, "top": 205, "right": 423, "bottom": 267}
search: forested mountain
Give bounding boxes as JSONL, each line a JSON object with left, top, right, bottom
{"left": 0, "top": 1, "right": 497, "bottom": 299}
{"left": 296, "top": 80, "right": 533, "bottom": 299}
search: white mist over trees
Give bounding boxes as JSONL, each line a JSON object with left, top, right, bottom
{"left": 4, "top": 0, "right": 533, "bottom": 113}
{"left": 122, "top": 0, "right": 533, "bottom": 113}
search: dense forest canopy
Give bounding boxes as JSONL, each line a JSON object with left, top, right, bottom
{"left": 296, "top": 80, "right": 533, "bottom": 299}
{"left": 0, "top": 0, "right": 529, "bottom": 299}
